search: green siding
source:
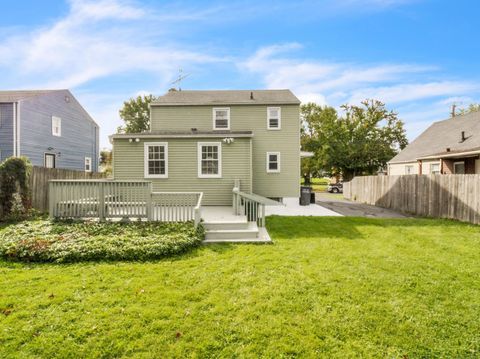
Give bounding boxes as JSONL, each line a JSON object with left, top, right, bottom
{"left": 113, "top": 137, "right": 251, "bottom": 205}
{"left": 151, "top": 104, "right": 300, "bottom": 198}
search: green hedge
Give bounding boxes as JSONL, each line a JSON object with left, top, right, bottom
{"left": 0, "top": 220, "right": 204, "bottom": 263}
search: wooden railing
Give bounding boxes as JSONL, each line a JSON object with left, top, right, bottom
{"left": 49, "top": 180, "right": 203, "bottom": 226}
{"left": 232, "top": 188, "right": 281, "bottom": 227}
{"left": 151, "top": 192, "right": 203, "bottom": 227}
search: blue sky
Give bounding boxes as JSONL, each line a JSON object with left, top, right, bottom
{"left": 1, "top": 0, "right": 479, "bottom": 148}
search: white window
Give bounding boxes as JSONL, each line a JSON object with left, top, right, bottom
{"left": 44, "top": 153, "right": 56, "bottom": 168}
{"left": 454, "top": 161, "right": 465, "bottom": 174}
{"left": 144, "top": 142, "right": 168, "bottom": 178}
{"left": 52, "top": 116, "right": 61, "bottom": 137}
{"left": 213, "top": 108, "right": 230, "bottom": 130}
{"left": 267, "top": 107, "right": 281, "bottom": 130}
{"left": 85, "top": 157, "right": 92, "bottom": 172}
{"left": 266, "top": 152, "right": 281, "bottom": 173}
{"left": 198, "top": 142, "right": 222, "bottom": 178}
{"left": 430, "top": 163, "right": 440, "bottom": 174}
{"left": 405, "top": 165, "right": 414, "bottom": 175}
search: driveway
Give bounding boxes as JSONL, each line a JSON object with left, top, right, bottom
{"left": 315, "top": 192, "right": 410, "bottom": 218}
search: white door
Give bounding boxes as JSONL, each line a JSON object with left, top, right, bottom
{"left": 45, "top": 153, "right": 56, "bottom": 168}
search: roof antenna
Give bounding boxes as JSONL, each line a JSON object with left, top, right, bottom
{"left": 451, "top": 103, "right": 457, "bottom": 118}
{"left": 171, "top": 69, "right": 190, "bottom": 91}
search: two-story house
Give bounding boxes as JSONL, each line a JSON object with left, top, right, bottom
{"left": 110, "top": 89, "right": 301, "bottom": 206}
{"left": 0, "top": 90, "right": 99, "bottom": 171}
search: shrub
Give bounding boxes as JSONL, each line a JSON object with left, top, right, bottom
{"left": 0, "top": 156, "right": 32, "bottom": 220}
{"left": 0, "top": 220, "right": 204, "bottom": 263}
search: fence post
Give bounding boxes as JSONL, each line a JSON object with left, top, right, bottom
{"left": 146, "top": 182, "right": 152, "bottom": 221}
{"left": 48, "top": 182, "right": 55, "bottom": 219}
{"left": 98, "top": 182, "right": 105, "bottom": 221}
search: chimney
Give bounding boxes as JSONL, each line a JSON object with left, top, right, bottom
{"left": 250, "top": 91, "right": 254, "bottom": 100}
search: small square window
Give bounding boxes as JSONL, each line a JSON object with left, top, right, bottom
{"left": 266, "top": 152, "right": 280, "bottom": 173}
{"left": 430, "top": 163, "right": 440, "bottom": 174}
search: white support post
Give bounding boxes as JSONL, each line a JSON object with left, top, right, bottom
{"left": 98, "top": 182, "right": 105, "bottom": 221}
{"left": 146, "top": 183, "right": 152, "bottom": 221}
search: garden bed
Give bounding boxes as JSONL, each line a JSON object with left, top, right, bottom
{"left": 0, "top": 219, "right": 204, "bottom": 262}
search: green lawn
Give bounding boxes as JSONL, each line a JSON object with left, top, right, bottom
{"left": 1, "top": 217, "right": 479, "bottom": 357}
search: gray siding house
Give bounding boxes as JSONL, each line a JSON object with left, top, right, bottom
{"left": 0, "top": 90, "right": 99, "bottom": 171}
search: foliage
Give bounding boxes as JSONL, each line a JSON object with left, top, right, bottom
{"left": 117, "top": 94, "right": 156, "bottom": 134}
{"left": 0, "top": 217, "right": 479, "bottom": 357}
{"left": 0, "top": 157, "right": 32, "bottom": 219}
{"left": 0, "top": 220, "right": 204, "bottom": 262}
{"left": 301, "top": 100, "right": 408, "bottom": 180}
{"left": 99, "top": 149, "right": 112, "bottom": 175}
{"left": 457, "top": 103, "right": 480, "bottom": 116}
{"left": 300, "top": 177, "right": 329, "bottom": 192}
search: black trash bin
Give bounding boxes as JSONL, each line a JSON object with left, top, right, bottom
{"left": 310, "top": 192, "right": 315, "bottom": 204}
{"left": 299, "top": 186, "right": 311, "bottom": 206}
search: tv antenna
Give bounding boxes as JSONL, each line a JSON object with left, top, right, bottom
{"left": 171, "top": 69, "right": 190, "bottom": 91}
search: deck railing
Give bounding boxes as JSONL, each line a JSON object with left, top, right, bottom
{"left": 232, "top": 188, "right": 281, "bottom": 227}
{"left": 151, "top": 192, "right": 203, "bottom": 227}
{"left": 49, "top": 180, "right": 203, "bottom": 226}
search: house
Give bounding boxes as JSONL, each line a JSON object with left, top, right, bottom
{"left": 388, "top": 110, "right": 480, "bottom": 175}
{"left": 110, "top": 89, "right": 301, "bottom": 206}
{"left": 0, "top": 90, "right": 99, "bottom": 172}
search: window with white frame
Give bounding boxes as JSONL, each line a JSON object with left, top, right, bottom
{"left": 430, "top": 163, "right": 440, "bottom": 174}
{"left": 267, "top": 107, "right": 281, "bottom": 129}
{"left": 454, "top": 161, "right": 465, "bottom": 174}
{"left": 52, "top": 116, "right": 61, "bottom": 136}
{"left": 198, "top": 142, "right": 221, "bottom": 178}
{"left": 144, "top": 142, "right": 168, "bottom": 178}
{"left": 85, "top": 157, "right": 92, "bottom": 172}
{"left": 213, "top": 108, "right": 230, "bottom": 130}
{"left": 266, "top": 152, "right": 281, "bottom": 173}
{"left": 405, "top": 165, "right": 414, "bottom": 175}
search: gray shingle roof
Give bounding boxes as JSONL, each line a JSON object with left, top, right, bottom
{"left": 152, "top": 89, "right": 300, "bottom": 106}
{"left": 389, "top": 110, "right": 480, "bottom": 163}
{"left": 0, "top": 90, "right": 62, "bottom": 102}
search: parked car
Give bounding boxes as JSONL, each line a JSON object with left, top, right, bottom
{"left": 327, "top": 182, "right": 343, "bottom": 193}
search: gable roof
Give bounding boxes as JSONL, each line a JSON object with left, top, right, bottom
{"left": 152, "top": 89, "right": 301, "bottom": 106}
{"left": 389, "top": 110, "right": 480, "bottom": 163}
{"left": 0, "top": 90, "right": 62, "bottom": 103}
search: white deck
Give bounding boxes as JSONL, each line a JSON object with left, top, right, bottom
{"left": 201, "top": 206, "right": 248, "bottom": 223}
{"left": 265, "top": 197, "right": 342, "bottom": 217}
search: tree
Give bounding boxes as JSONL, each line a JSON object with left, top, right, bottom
{"left": 301, "top": 100, "right": 408, "bottom": 181}
{"left": 99, "top": 149, "right": 112, "bottom": 175}
{"left": 117, "top": 94, "right": 156, "bottom": 133}
{"left": 457, "top": 103, "right": 480, "bottom": 116}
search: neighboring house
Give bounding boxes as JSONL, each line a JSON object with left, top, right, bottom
{"left": 0, "top": 90, "right": 99, "bottom": 171}
{"left": 388, "top": 110, "right": 480, "bottom": 175}
{"left": 110, "top": 89, "right": 301, "bottom": 205}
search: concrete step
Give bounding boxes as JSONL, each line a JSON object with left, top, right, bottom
{"left": 205, "top": 222, "right": 258, "bottom": 240}
{"left": 203, "top": 220, "right": 250, "bottom": 231}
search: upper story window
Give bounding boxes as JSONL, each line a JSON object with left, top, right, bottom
{"left": 85, "top": 157, "right": 92, "bottom": 172}
{"left": 266, "top": 152, "right": 281, "bottom": 173}
{"left": 213, "top": 108, "right": 230, "bottom": 130}
{"left": 52, "top": 116, "right": 61, "bottom": 137}
{"left": 198, "top": 142, "right": 222, "bottom": 178}
{"left": 267, "top": 107, "right": 281, "bottom": 130}
{"left": 144, "top": 142, "right": 168, "bottom": 178}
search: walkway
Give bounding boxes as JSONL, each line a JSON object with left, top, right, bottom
{"left": 265, "top": 197, "right": 342, "bottom": 217}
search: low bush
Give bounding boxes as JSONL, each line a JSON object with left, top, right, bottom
{"left": 0, "top": 219, "right": 204, "bottom": 263}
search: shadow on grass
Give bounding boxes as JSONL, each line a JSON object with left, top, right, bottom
{"left": 266, "top": 215, "right": 479, "bottom": 240}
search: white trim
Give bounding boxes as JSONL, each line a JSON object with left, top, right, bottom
{"left": 16, "top": 102, "right": 21, "bottom": 156}
{"left": 212, "top": 108, "right": 230, "bottom": 130}
{"left": 12, "top": 102, "right": 17, "bottom": 156}
{"left": 429, "top": 162, "right": 440, "bottom": 174}
{"left": 266, "top": 151, "right": 281, "bottom": 173}
{"left": 197, "top": 142, "right": 222, "bottom": 178}
{"left": 267, "top": 107, "right": 281, "bottom": 130}
{"left": 44, "top": 152, "right": 56, "bottom": 169}
{"left": 144, "top": 142, "right": 168, "bottom": 179}
{"left": 52, "top": 116, "right": 61, "bottom": 137}
{"left": 85, "top": 157, "right": 92, "bottom": 172}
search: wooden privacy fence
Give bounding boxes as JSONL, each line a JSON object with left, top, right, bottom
{"left": 30, "top": 166, "right": 106, "bottom": 212}
{"left": 344, "top": 174, "right": 480, "bottom": 224}
{"left": 49, "top": 180, "right": 203, "bottom": 227}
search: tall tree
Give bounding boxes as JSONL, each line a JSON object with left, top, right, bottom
{"left": 457, "top": 103, "right": 480, "bottom": 116}
{"left": 117, "top": 94, "right": 156, "bottom": 133}
{"left": 99, "top": 149, "right": 112, "bottom": 175}
{"left": 301, "top": 100, "right": 408, "bottom": 181}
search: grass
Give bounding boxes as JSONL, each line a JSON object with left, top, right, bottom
{"left": 301, "top": 177, "right": 330, "bottom": 192}
{"left": 1, "top": 216, "right": 479, "bottom": 357}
